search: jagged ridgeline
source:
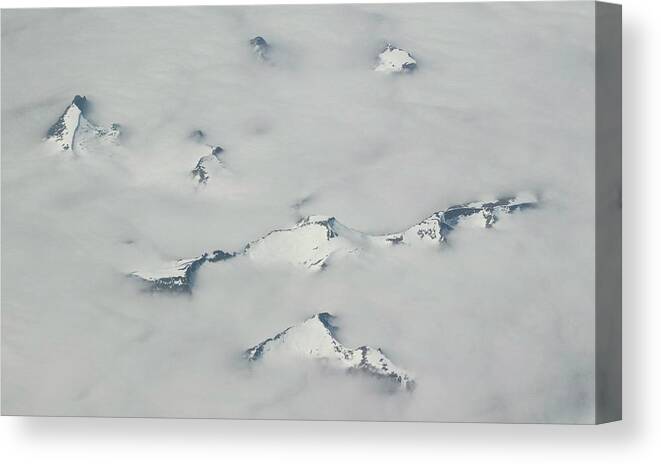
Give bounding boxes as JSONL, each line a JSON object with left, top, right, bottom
{"left": 129, "top": 193, "right": 537, "bottom": 293}
{"left": 246, "top": 313, "right": 415, "bottom": 390}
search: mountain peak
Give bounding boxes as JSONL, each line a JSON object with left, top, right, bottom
{"left": 245, "top": 214, "right": 352, "bottom": 270}
{"left": 315, "top": 311, "right": 335, "bottom": 328}
{"left": 45, "top": 95, "right": 120, "bottom": 153}
{"left": 246, "top": 312, "right": 415, "bottom": 390}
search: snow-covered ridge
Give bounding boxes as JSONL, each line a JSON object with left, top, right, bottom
{"left": 129, "top": 193, "right": 537, "bottom": 292}
{"left": 244, "top": 194, "right": 536, "bottom": 269}
{"left": 45, "top": 95, "right": 120, "bottom": 153}
{"left": 246, "top": 313, "right": 415, "bottom": 390}
{"left": 382, "top": 193, "right": 538, "bottom": 246}
{"left": 375, "top": 44, "right": 417, "bottom": 74}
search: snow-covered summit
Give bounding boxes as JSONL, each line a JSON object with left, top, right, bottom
{"left": 244, "top": 214, "right": 369, "bottom": 271}
{"left": 375, "top": 44, "right": 417, "bottom": 74}
{"left": 246, "top": 313, "right": 415, "bottom": 390}
{"left": 45, "top": 95, "right": 120, "bottom": 153}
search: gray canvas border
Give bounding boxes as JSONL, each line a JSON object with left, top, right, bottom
{"left": 595, "top": 1, "right": 622, "bottom": 424}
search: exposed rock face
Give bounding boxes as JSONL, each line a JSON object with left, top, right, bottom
{"left": 374, "top": 44, "right": 417, "bottom": 74}
{"left": 246, "top": 313, "right": 415, "bottom": 390}
{"left": 45, "top": 95, "right": 120, "bottom": 153}
{"left": 128, "top": 193, "right": 537, "bottom": 292}
{"left": 206, "top": 249, "right": 236, "bottom": 263}
{"left": 250, "top": 36, "right": 270, "bottom": 61}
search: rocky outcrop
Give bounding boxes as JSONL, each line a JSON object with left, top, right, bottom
{"left": 250, "top": 36, "right": 270, "bottom": 61}
{"left": 191, "top": 145, "right": 224, "bottom": 185}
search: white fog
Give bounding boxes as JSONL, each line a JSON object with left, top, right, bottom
{"left": 1, "top": 3, "right": 596, "bottom": 422}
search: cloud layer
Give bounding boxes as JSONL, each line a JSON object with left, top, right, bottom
{"left": 1, "top": 3, "right": 596, "bottom": 422}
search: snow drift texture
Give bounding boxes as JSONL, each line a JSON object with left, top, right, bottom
{"left": 1, "top": 3, "right": 596, "bottom": 422}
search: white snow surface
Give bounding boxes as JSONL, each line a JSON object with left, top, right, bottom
{"left": 245, "top": 215, "right": 363, "bottom": 270}
{"left": 74, "top": 116, "right": 120, "bottom": 153}
{"left": 2, "top": 4, "right": 597, "bottom": 422}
